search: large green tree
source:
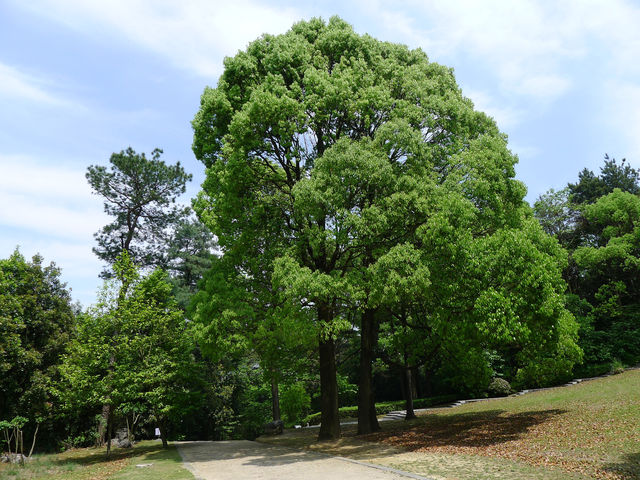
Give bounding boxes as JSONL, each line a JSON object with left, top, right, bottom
{"left": 0, "top": 250, "right": 75, "bottom": 450}
{"left": 534, "top": 157, "right": 640, "bottom": 370}
{"left": 192, "top": 16, "right": 578, "bottom": 439}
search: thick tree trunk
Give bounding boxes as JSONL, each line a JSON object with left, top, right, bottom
{"left": 317, "top": 304, "right": 340, "bottom": 441}
{"left": 411, "top": 366, "right": 419, "bottom": 399}
{"left": 158, "top": 420, "right": 168, "bottom": 448}
{"left": 357, "top": 308, "right": 380, "bottom": 435}
{"left": 271, "top": 377, "right": 281, "bottom": 422}
{"left": 403, "top": 366, "right": 416, "bottom": 420}
{"left": 98, "top": 404, "right": 109, "bottom": 446}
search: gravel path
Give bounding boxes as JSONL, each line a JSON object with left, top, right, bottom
{"left": 175, "top": 440, "right": 432, "bottom": 480}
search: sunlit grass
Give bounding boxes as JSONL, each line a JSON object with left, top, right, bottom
{"left": 259, "top": 369, "right": 640, "bottom": 479}
{"left": 0, "top": 440, "right": 193, "bottom": 480}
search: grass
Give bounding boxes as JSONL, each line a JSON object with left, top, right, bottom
{"left": 259, "top": 369, "right": 640, "bottom": 480}
{"left": 0, "top": 440, "right": 193, "bottom": 480}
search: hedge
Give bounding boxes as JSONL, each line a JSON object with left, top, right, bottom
{"left": 301, "top": 394, "right": 458, "bottom": 426}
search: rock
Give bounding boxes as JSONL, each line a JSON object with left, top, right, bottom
{"left": 136, "top": 463, "right": 153, "bottom": 468}
{"left": 1, "top": 453, "right": 30, "bottom": 463}
{"left": 110, "top": 427, "right": 133, "bottom": 448}
{"left": 263, "top": 419, "right": 284, "bottom": 435}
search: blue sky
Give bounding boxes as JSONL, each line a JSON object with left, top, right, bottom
{"left": 2, "top": 0, "right": 640, "bottom": 306}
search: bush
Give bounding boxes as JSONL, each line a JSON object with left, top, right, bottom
{"left": 487, "top": 377, "right": 512, "bottom": 397}
{"left": 280, "top": 383, "right": 311, "bottom": 425}
{"left": 610, "top": 359, "right": 625, "bottom": 375}
{"left": 301, "top": 394, "right": 459, "bottom": 425}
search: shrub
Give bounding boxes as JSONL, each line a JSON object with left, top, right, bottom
{"left": 280, "top": 383, "right": 311, "bottom": 425}
{"left": 610, "top": 359, "right": 625, "bottom": 375}
{"left": 487, "top": 377, "right": 512, "bottom": 397}
{"left": 301, "top": 394, "right": 459, "bottom": 425}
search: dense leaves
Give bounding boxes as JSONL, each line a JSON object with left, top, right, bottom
{"left": 0, "top": 250, "right": 75, "bottom": 449}
{"left": 192, "top": 16, "right": 580, "bottom": 439}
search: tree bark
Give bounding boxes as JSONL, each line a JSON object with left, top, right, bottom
{"left": 158, "top": 420, "right": 168, "bottom": 448}
{"left": 271, "top": 377, "right": 281, "bottom": 422}
{"left": 98, "top": 404, "right": 109, "bottom": 446}
{"left": 357, "top": 308, "right": 380, "bottom": 435}
{"left": 317, "top": 304, "right": 340, "bottom": 441}
{"left": 403, "top": 366, "right": 416, "bottom": 420}
{"left": 106, "top": 408, "right": 113, "bottom": 457}
{"left": 28, "top": 423, "right": 39, "bottom": 457}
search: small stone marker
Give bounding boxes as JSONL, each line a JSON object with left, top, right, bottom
{"left": 136, "top": 463, "right": 153, "bottom": 468}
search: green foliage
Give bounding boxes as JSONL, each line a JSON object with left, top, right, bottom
{"left": 86, "top": 147, "right": 192, "bottom": 273}
{"left": 190, "top": 16, "right": 582, "bottom": 431}
{"left": 487, "top": 378, "right": 512, "bottom": 397}
{"left": 568, "top": 155, "right": 639, "bottom": 205}
{"left": 58, "top": 253, "right": 203, "bottom": 441}
{"left": 164, "top": 216, "right": 216, "bottom": 310}
{"left": 572, "top": 189, "right": 640, "bottom": 365}
{"left": 301, "top": 394, "right": 460, "bottom": 425}
{"left": 280, "top": 383, "right": 311, "bottom": 425}
{"left": 535, "top": 156, "right": 640, "bottom": 374}
{"left": 0, "top": 249, "right": 75, "bottom": 450}
{"left": 610, "top": 358, "right": 625, "bottom": 375}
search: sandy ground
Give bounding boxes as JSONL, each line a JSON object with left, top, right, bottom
{"left": 175, "top": 440, "right": 433, "bottom": 480}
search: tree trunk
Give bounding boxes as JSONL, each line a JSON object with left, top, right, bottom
{"left": 158, "top": 420, "right": 168, "bottom": 448}
{"left": 106, "top": 409, "right": 113, "bottom": 457}
{"left": 98, "top": 404, "right": 109, "bottom": 446}
{"left": 357, "top": 308, "right": 380, "bottom": 435}
{"left": 411, "top": 366, "right": 419, "bottom": 399}
{"left": 403, "top": 366, "right": 416, "bottom": 420}
{"left": 271, "top": 377, "right": 281, "bottom": 422}
{"left": 317, "top": 304, "right": 340, "bottom": 441}
{"left": 28, "top": 423, "right": 39, "bottom": 457}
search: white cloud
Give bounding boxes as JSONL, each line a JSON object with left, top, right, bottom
{"left": 360, "top": 0, "right": 640, "bottom": 102}
{"left": 0, "top": 155, "right": 107, "bottom": 240}
{"left": 0, "top": 62, "right": 77, "bottom": 107}
{"left": 464, "top": 89, "right": 523, "bottom": 131}
{"left": 14, "top": 0, "right": 302, "bottom": 78}
{"left": 604, "top": 81, "right": 640, "bottom": 162}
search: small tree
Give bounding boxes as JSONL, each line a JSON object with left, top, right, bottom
{"left": 59, "top": 254, "right": 202, "bottom": 454}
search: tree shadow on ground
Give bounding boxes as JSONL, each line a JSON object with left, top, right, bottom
{"left": 50, "top": 441, "right": 166, "bottom": 467}
{"left": 363, "top": 409, "right": 566, "bottom": 451}
{"left": 603, "top": 452, "right": 640, "bottom": 480}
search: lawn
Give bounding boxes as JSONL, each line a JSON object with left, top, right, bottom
{"left": 0, "top": 440, "right": 193, "bottom": 480}
{"left": 259, "top": 369, "right": 640, "bottom": 480}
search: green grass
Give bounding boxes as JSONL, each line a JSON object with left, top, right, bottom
{"left": 0, "top": 440, "right": 193, "bottom": 480}
{"left": 262, "top": 369, "right": 640, "bottom": 480}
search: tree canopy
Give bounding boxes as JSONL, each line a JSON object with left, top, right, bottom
{"left": 86, "top": 147, "right": 192, "bottom": 273}
{"left": 0, "top": 250, "right": 75, "bottom": 449}
{"left": 192, "top": 16, "right": 580, "bottom": 440}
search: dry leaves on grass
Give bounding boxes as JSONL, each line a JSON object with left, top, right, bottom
{"left": 365, "top": 407, "right": 638, "bottom": 480}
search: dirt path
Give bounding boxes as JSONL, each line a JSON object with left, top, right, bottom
{"left": 175, "top": 440, "right": 433, "bottom": 480}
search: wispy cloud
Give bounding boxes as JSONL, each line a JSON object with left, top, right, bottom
{"left": 0, "top": 154, "right": 107, "bottom": 240}
{"left": 14, "top": 0, "right": 302, "bottom": 78}
{"left": 359, "top": 0, "right": 640, "bottom": 119}
{"left": 0, "top": 62, "right": 77, "bottom": 107}
{"left": 464, "top": 89, "right": 524, "bottom": 131}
